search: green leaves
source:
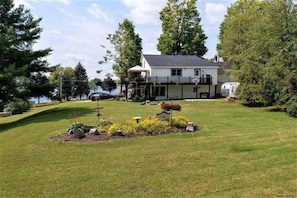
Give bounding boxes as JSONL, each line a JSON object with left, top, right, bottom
{"left": 0, "top": 1, "right": 51, "bottom": 109}
{"left": 100, "top": 19, "right": 142, "bottom": 77}
{"left": 219, "top": 0, "right": 297, "bottom": 106}
{"left": 157, "top": 0, "right": 207, "bottom": 56}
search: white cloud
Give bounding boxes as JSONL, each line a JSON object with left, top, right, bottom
{"left": 122, "top": 0, "right": 167, "bottom": 25}
{"left": 205, "top": 3, "right": 227, "bottom": 24}
{"left": 36, "top": 0, "right": 70, "bottom": 4}
{"left": 65, "top": 53, "right": 90, "bottom": 62}
{"left": 87, "top": 3, "right": 112, "bottom": 23}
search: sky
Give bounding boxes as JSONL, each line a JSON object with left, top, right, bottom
{"left": 14, "top": 0, "right": 236, "bottom": 79}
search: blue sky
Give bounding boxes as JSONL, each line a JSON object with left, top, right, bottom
{"left": 14, "top": 0, "right": 236, "bottom": 79}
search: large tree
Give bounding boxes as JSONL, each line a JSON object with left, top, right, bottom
{"left": 73, "top": 62, "right": 89, "bottom": 99}
{"left": 0, "top": 0, "right": 52, "bottom": 110}
{"left": 99, "top": 19, "right": 142, "bottom": 77}
{"left": 157, "top": 0, "right": 207, "bottom": 56}
{"left": 218, "top": 0, "right": 297, "bottom": 105}
{"left": 100, "top": 73, "right": 117, "bottom": 94}
{"left": 88, "top": 78, "right": 102, "bottom": 93}
{"left": 28, "top": 73, "right": 55, "bottom": 104}
{"left": 49, "top": 67, "right": 75, "bottom": 101}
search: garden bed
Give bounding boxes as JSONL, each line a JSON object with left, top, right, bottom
{"left": 50, "top": 114, "right": 198, "bottom": 142}
{"left": 51, "top": 127, "right": 193, "bottom": 142}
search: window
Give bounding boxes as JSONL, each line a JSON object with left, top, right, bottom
{"left": 171, "top": 69, "right": 182, "bottom": 76}
{"left": 155, "top": 86, "right": 165, "bottom": 96}
{"left": 194, "top": 69, "right": 201, "bottom": 76}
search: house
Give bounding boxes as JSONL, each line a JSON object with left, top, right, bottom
{"left": 125, "top": 54, "right": 219, "bottom": 101}
{"left": 216, "top": 60, "right": 234, "bottom": 95}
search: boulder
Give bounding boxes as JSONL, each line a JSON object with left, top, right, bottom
{"left": 186, "top": 122, "right": 197, "bottom": 132}
{"left": 89, "top": 128, "right": 100, "bottom": 135}
{"left": 116, "top": 130, "right": 124, "bottom": 136}
{"left": 68, "top": 128, "right": 74, "bottom": 134}
{"left": 73, "top": 127, "right": 86, "bottom": 139}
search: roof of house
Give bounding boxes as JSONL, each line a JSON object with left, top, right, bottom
{"left": 142, "top": 54, "right": 219, "bottom": 67}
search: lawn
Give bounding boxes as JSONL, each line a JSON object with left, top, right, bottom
{"left": 0, "top": 99, "right": 296, "bottom": 197}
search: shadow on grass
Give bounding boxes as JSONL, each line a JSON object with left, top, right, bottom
{"left": 241, "top": 102, "right": 285, "bottom": 113}
{"left": 0, "top": 107, "right": 94, "bottom": 133}
{"left": 241, "top": 102, "right": 265, "bottom": 108}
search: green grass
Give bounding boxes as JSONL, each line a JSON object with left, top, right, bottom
{"left": 0, "top": 100, "right": 296, "bottom": 197}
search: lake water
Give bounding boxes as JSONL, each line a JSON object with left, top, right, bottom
{"left": 30, "top": 87, "right": 121, "bottom": 104}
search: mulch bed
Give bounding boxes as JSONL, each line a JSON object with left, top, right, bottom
{"left": 51, "top": 127, "right": 192, "bottom": 143}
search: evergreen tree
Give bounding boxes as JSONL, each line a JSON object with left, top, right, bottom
{"left": 0, "top": 0, "right": 52, "bottom": 109}
{"left": 99, "top": 19, "right": 142, "bottom": 77}
{"left": 100, "top": 74, "right": 117, "bottom": 94}
{"left": 157, "top": 0, "right": 207, "bottom": 56}
{"left": 73, "top": 62, "right": 89, "bottom": 99}
{"left": 29, "top": 73, "right": 55, "bottom": 104}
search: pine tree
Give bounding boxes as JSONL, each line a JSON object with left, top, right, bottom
{"left": 157, "top": 0, "right": 207, "bottom": 56}
{"left": 0, "top": 0, "right": 52, "bottom": 110}
{"left": 100, "top": 74, "right": 117, "bottom": 94}
{"left": 73, "top": 62, "right": 89, "bottom": 99}
{"left": 29, "top": 73, "right": 55, "bottom": 104}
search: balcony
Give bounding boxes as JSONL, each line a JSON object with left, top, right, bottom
{"left": 145, "top": 75, "right": 213, "bottom": 85}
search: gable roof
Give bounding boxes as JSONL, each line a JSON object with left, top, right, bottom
{"left": 142, "top": 54, "right": 219, "bottom": 67}
{"left": 128, "top": 65, "right": 148, "bottom": 72}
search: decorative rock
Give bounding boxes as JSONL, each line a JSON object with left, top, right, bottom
{"left": 116, "top": 130, "right": 124, "bottom": 136}
{"left": 186, "top": 122, "right": 197, "bottom": 132}
{"left": 73, "top": 127, "right": 86, "bottom": 139}
{"left": 89, "top": 128, "right": 100, "bottom": 135}
{"left": 156, "top": 111, "right": 170, "bottom": 121}
{"left": 68, "top": 128, "right": 74, "bottom": 134}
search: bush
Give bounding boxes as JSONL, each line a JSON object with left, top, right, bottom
{"left": 107, "top": 116, "right": 192, "bottom": 136}
{"left": 161, "top": 103, "right": 181, "bottom": 111}
{"left": 137, "top": 117, "right": 168, "bottom": 135}
{"left": 4, "top": 99, "right": 30, "bottom": 115}
{"left": 107, "top": 118, "right": 169, "bottom": 136}
{"left": 107, "top": 123, "right": 122, "bottom": 136}
{"left": 121, "top": 120, "right": 138, "bottom": 135}
{"left": 171, "top": 116, "right": 189, "bottom": 129}
{"left": 285, "top": 96, "right": 297, "bottom": 118}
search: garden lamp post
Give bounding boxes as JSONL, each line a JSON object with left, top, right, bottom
{"left": 59, "top": 71, "right": 64, "bottom": 100}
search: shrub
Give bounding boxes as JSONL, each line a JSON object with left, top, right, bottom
{"left": 285, "top": 95, "right": 297, "bottom": 118}
{"left": 171, "top": 116, "right": 189, "bottom": 129}
{"left": 4, "top": 99, "right": 30, "bottom": 114}
{"left": 137, "top": 117, "right": 168, "bottom": 135}
{"left": 107, "top": 123, "right": 122, "bottom": 136}
{"left": 161, "top": 103, "right": 181, "bottom": 111}
{"left": 132, "top": 94, "right": 145, "bottom": 102}
{"left": 106, "top": 116, "right": 191, "bottom": 136}
{"left": 121, "top": 120, "right": 138, "bottom": 135}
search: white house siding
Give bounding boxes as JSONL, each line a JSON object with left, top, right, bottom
{"left": 139, "top": 55, "right": 219, "bottom": 100}
{"left": 149, "top": 67, "right": 217, "bottom": 85}
{"left": 150, "top": 67, "right": 170, "bottom": 76}
{"left": 182, "top": 85, "right": 216, "bottom": 99}
{"left": 142, "top": 58, "right": 152, "bottom": 76}
{"left": 153, "top": 84, "right": 216, "bottom": 100}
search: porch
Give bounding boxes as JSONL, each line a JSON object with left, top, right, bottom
{"left": 138, "top": 75, "right": 213, "bottom": 85}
